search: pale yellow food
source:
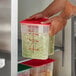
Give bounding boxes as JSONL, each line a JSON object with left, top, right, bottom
{"left": 22, "top": 33, "right": 49, "bottom": 59}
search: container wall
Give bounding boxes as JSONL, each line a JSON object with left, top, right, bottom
{"left": 30, "top": 63, "right": 54, "bottom": 76}
{"left": 18, "top": 70, "right": 30, "bottom": 76}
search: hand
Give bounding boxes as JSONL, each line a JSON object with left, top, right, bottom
{"left": 60, "top": 1, "right": 73, "bottom": 19}
{"left": 28, "top": 12, "right": 48, "bottom": 19}
{"left": 42, "top": 16, "right": 67, "bottom": 36}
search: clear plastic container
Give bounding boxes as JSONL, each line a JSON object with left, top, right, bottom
{"left": 18, "top": 64, "right": 31, "bottom": 76}
{"left": 20, "top": 18, "right": 51, "bottom": 59}
{"left": 45, "top": 63, "right": 54, "bottom": 76}
{"left": 21, "top": 58, "right": 55, "bottom": 76}
{"left": 20, "top": 18, "right": 55, "bottom": 59}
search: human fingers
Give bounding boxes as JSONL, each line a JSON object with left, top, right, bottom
{"left": 28, "top": 13, "right": 43, "bottom": 19}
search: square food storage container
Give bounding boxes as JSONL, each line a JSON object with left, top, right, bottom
{"left": 21, "top": 58, "right": 55, "bottom": 76}
{"left": 20, "top": 18, "right": 55, "bottom": 59}
{"left": 18, "top": 64, "right": 31, "bottom": 76}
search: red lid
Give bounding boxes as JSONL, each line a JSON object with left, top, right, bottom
{"left": 21, "top": 58, "right": 55, "bottom": 67}
{"left": 20, "top": 18, "right": 51, "bottom": 26}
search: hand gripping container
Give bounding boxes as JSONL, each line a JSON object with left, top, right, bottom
{"left": 21, "top": 58, "right": 55, "bottom": 76}
{"left": 20, "top": 18, "right": 55, "bottom": 59}
{"left": 18, "top": 64, "right": 31, "bottom": 76}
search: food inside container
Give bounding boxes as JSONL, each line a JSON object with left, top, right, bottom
{"left": 22, "top": 32, "right": 49, "bottom": 59}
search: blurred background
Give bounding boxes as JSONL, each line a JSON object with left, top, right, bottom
{"left": 0, "top": 0, "right": 11, "bottom": 76}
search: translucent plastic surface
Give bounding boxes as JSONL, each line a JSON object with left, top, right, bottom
{"left": 18, "top": 70, "right": 30, "bottom": 76}
{"left": 30, "top": 63, "right": 53, "bottom": 76}
{"left": 21, "top": 23, "right": 55, "bottom": 59}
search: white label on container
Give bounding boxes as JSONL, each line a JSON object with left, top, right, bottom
{"left": 0, "top": 58, "right": 5, "bottom": 69}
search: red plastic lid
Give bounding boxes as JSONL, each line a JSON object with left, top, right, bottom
{"left": 20, "top": 18, "right": 51, "bottom": 26}
{"left": 21, "top": 58, "right": 55, "bottom": 67}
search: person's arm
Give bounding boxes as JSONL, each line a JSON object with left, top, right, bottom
{"left": 59, "top": 1, "right": 74, "bottom": 19}
{"left": 42, "top": 0, "right": 67, "bottom": 17}
{"left": 29, "top": 0, "right": 67, "bottom": 19}
{"left": 43, "top": 1, "right": 76, "bottom": 36}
